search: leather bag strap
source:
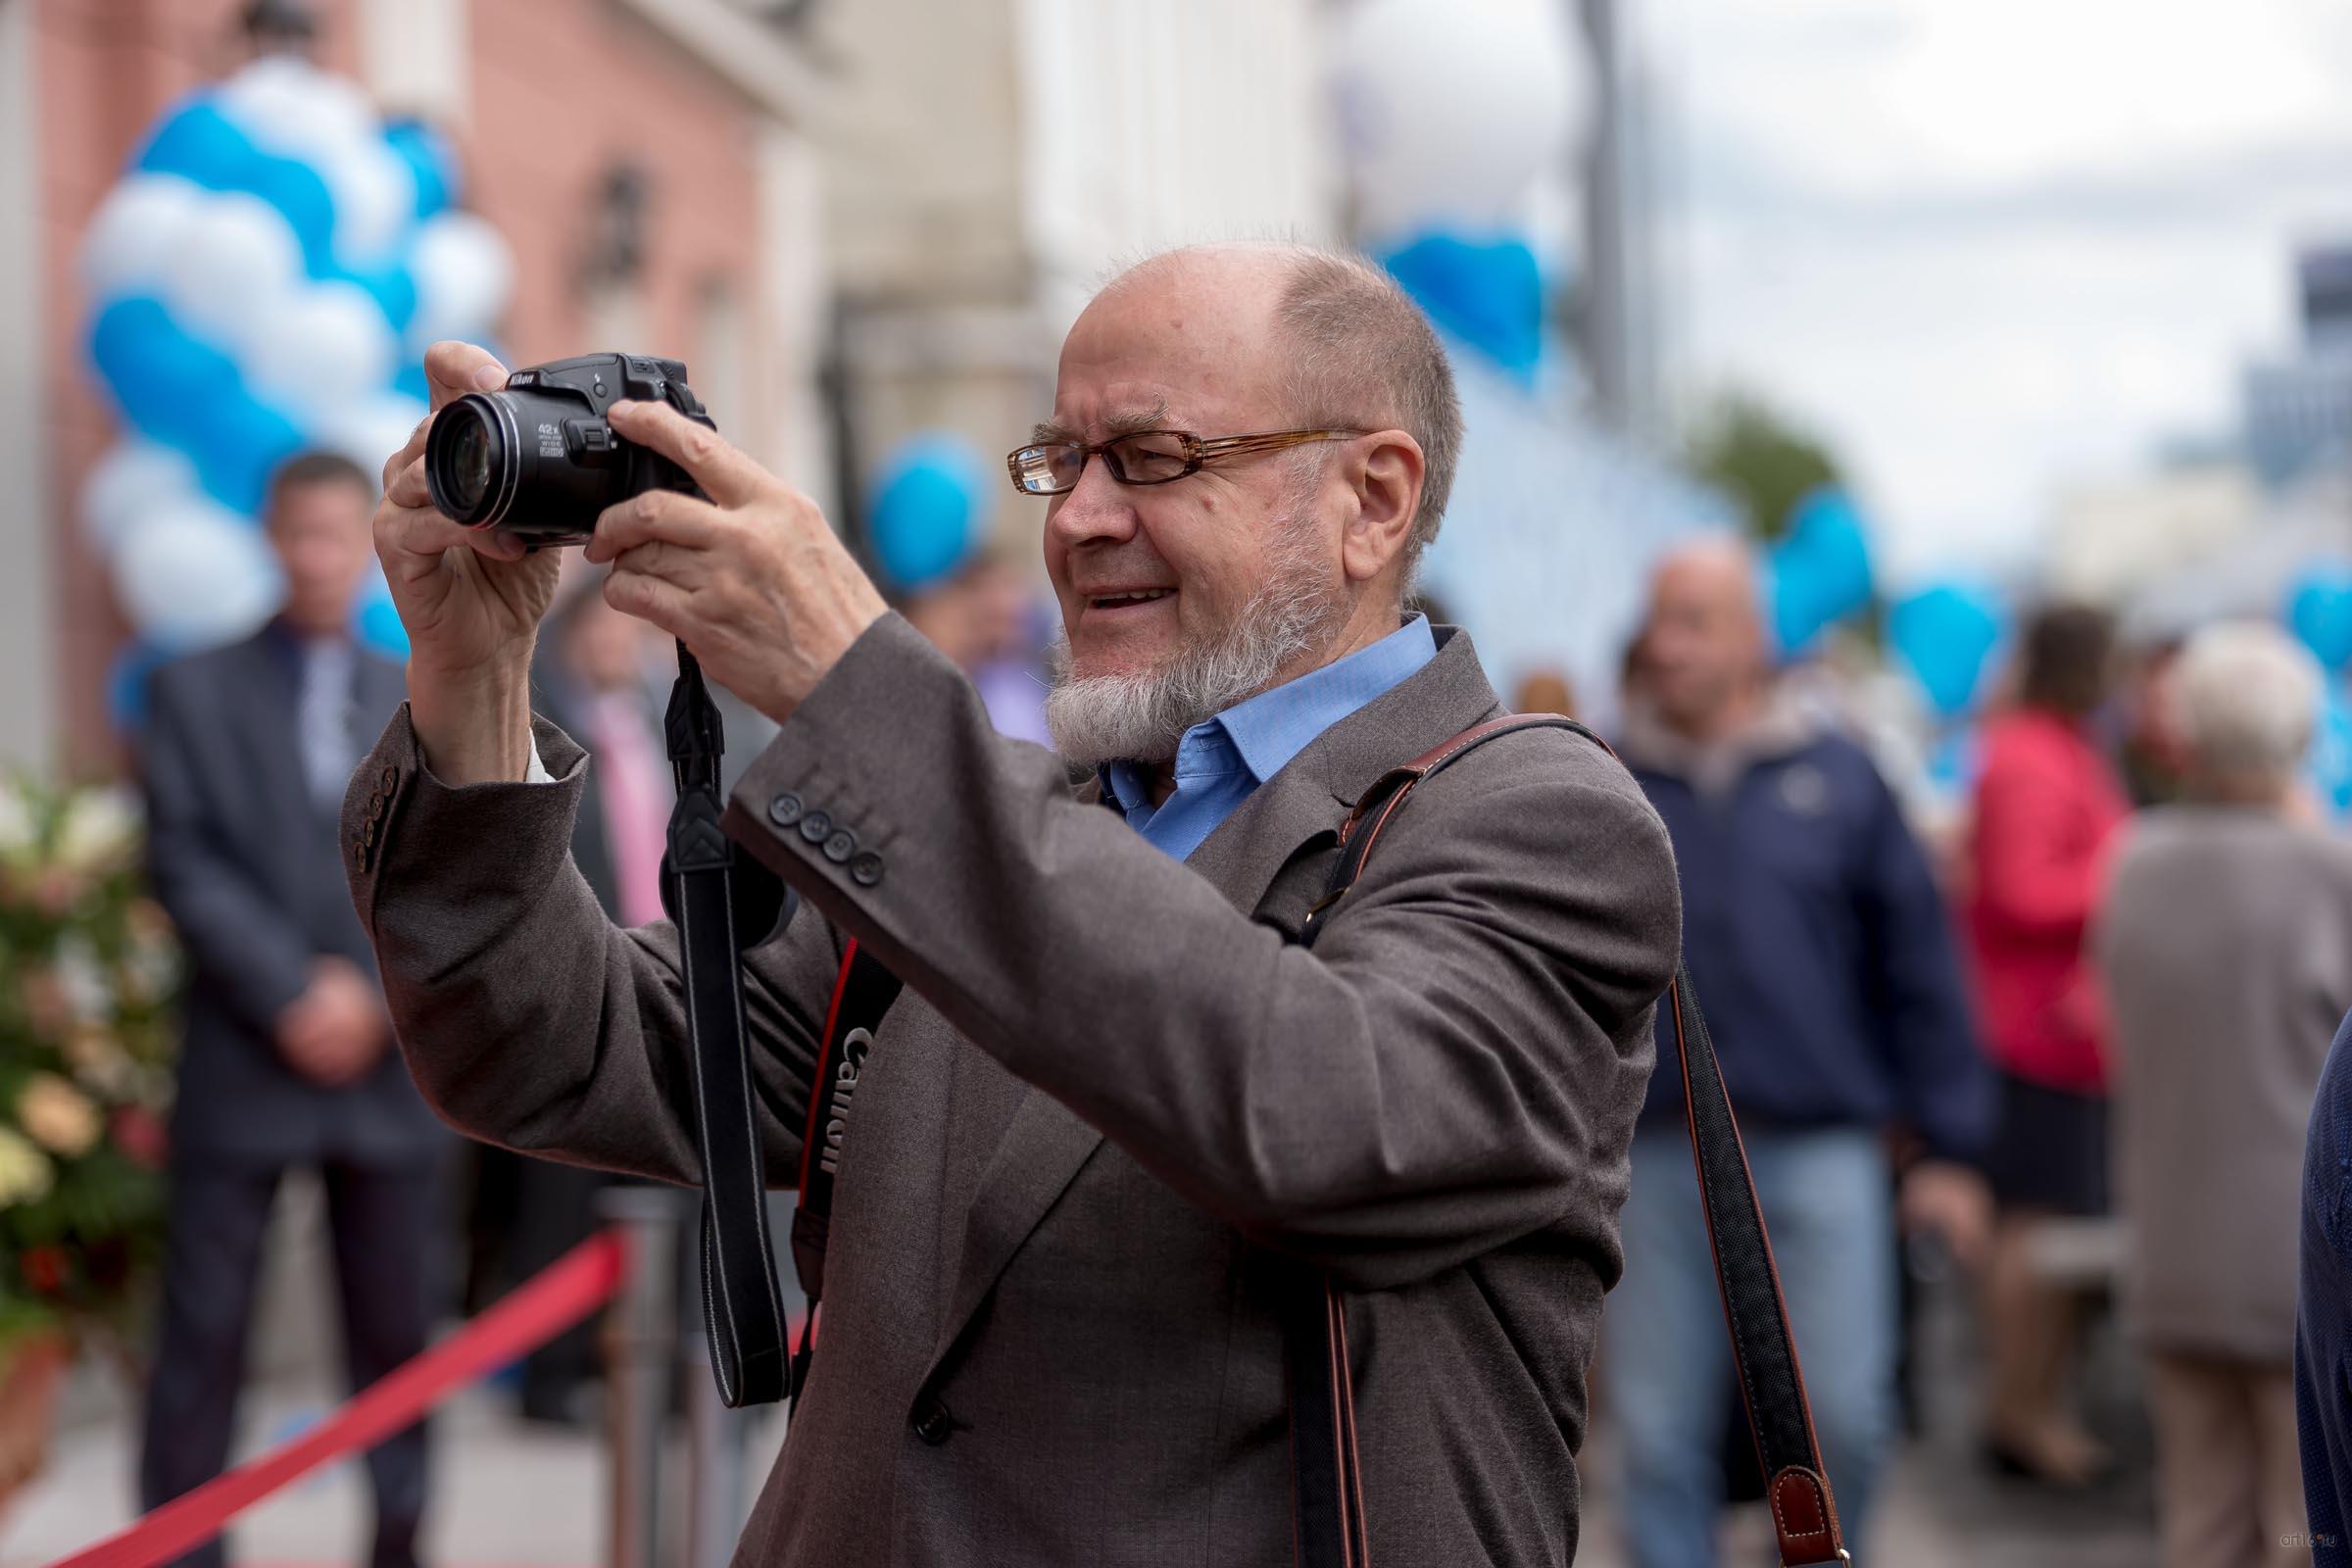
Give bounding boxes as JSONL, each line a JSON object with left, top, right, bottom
{"left": 1285, "top": 712, "right": 1851, "bottom": 1568}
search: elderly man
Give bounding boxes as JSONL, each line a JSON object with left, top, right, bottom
{"left": 351, "top": 243, "right": 1681, "bottom": 1565}
{"left": 1605, "top": 538, "right": 1991, "bottom": 1567}
{"left": 2096, "top": 622, "right": 2352, "bottom": 1568}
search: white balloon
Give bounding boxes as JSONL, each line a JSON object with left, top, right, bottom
{"left": 245, "top": 280, "right": 397, "bottom": 418}
{"left": 405, "top": 212, "right": 514, "bottom": 350}
{"left": 316, "top": 392, "right": 429, "bottom": 485}
{"left": 161, "top": 190, "right": 304, "bottom": 352}
{"left": 112, "top": 501, "right": 284, "bottom": 653}
{"left": 220, "top": 56, "right": 375, "bottom": 162}
{"left": 78, "top": 174, "right": 209, "bottom": 300}
{"left": 80, "top": 441, "right": 202, "bottom": 550}
{"left": 321, "top": 139, "right": 416, "bottom": 265}
{"left": 1332, "top": 0, "right": 1592, "bottom": 242}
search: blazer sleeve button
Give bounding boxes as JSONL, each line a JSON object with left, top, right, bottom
{"left": 798, "top": 810, "right": 833, "bottom": 844}
{"left": 767, "top": 791, "right": 804, "bottom": 827}
{"left": 850, "top": 851, "right": 885, "bottom": 888}
{"left": 910, "top": 1393, "right": 954, "bottom": 1446}
{"left": 822, "top": 828, "right": 857, "bottom": 863}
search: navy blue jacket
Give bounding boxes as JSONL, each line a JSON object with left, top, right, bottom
{"left": 1623, "top": 719, "right": 1991, "bottom": 1161}
{"left": 2300, "top": 1009, "right": 2352, "bottom": 1567}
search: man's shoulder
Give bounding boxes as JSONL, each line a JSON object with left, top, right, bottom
{"left": 1406, "top": 717, "right": 1668, "bottom": 849}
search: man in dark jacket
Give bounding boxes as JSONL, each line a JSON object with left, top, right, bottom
{"left": 139, "top": 452, "right": 441, "bottom": 1568}
{"left": 1604, "top": 538, "right": 1992, "bottom": 1567}
{"left": 2301, "top": 1010, "right": 2352, "bottom": 1567}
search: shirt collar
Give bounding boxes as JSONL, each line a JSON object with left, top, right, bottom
{"left": 1100, "top": 614, "right": 1438, "bottom": 809}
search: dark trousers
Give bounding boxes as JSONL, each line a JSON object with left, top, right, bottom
{"left": 140, "top": 1158, "right": 439, "bottom": 1568}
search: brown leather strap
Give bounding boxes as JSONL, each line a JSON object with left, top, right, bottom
{"left": 1292, "top": 712, "right": 1852, "bottom": 1568}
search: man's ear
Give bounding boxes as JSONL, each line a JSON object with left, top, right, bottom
{"left": 1339, "top": 430, "right": 1424, "bottom": 587}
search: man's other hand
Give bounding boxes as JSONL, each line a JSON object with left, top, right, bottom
{"left": 1898, "top": 1158, "right": 1993, "bottom": 1271}
{"left": 274, "top": 957, "right": 391, "bottom": 1088}
{"left": 376, "top": 341, "right": 563, "bottom": 783}
{"left": 586, "top": 399, "right": 888, "bottom": 725}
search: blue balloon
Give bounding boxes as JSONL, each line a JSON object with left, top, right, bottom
{"left": 1890, "top": 583, "right": 2008, "bottom": 716}
{"left": 393, "top": 360, "right": 429, "bottom": 402}
{"left": 330, "top": 259, "right": 418, "bottom": 332}
{"left": 133, "top": 100, "right": 258, "bottom": 189}
{"left": 87, "top": 296, "right": 241, "bottom": 449}
{"left": 1768, "top": 486, "right": 1875, "bottom": 654}
{"left": 869, "top": 435, "right": 987, "bottom": 593}
{"left": 2287, "top": 564, "right": 2352, "bottom": 671}
{"left": 185, "top": 391, "right": 307, "bottom": 514}
{"left": 1379, "top": 233, "right": 1544, "bottom": 384}
{"left": 240, "top": 153, "right": 339, "bottom": 272}
{"left": 107, "top": 640, "right": 170, "bottom": 733}
{"left": 382, "top": 119, "right": 458, "bottom": 220}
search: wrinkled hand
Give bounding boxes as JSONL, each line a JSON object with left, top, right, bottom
{"left": 1898, "top": 1158, "right": 1992, "bottom": 1271}
{"left": 584, "top": 400, "right": 887, "bottom": 724}
{"left": 275, "top": 957, "right": 390, "bottom": 1088}
{"left": 375, "top": 341, "right": 563, "bottom": 685}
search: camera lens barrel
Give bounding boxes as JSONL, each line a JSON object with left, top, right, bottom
{"left": 421, "top": 353, "right": 709, "bottom": 550}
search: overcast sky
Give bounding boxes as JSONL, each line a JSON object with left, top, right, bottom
{"left": 1637, "top": 0, "right": 2352, "bottom": 584}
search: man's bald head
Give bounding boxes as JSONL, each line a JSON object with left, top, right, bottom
{"left": 1640, "top": 535, "right": 1771, "bottom": 737}
{"left": 1091, "top": 242, "right": 1462, "bottom": 573}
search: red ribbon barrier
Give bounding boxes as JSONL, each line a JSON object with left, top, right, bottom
{"left": 49, "top": 1229, "right": 629, "bottom": 1568}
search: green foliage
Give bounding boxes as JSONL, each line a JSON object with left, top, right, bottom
{"left": 1685, "top": 392, "right": 1845, "bottom": 544}
{"left": 0, "top": 777, "right": 180, "bottom": 1352}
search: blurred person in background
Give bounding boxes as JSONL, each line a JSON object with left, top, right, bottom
{"left": 900, "top": 555, "right": 1052, "bottom": 745}
{"left": 1968, "top": 603, "right": 2130, "bottom": 1488}
{"left": 2097, "top": 621, "right": 2350, "bottom": 1568}
{"left": 1605, "top": 536, "right": 1993, "bottom": 1568}
{"left": 138, "top": 451, "right": 441, "bottom": 1568}
{"left": 2301, "top": 1008, "right": 2352, "bottom": 1568}
{"left": 461, "top": 569, "right": 670, "bottom": 1425}
{"left": 1510, "top": 666, "right": 1578, "bottom": 719}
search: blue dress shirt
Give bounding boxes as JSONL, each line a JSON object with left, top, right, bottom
{"left": 1103, "top": 615, "right": 1438, "bottom": 862}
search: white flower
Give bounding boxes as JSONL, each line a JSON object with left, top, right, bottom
{"left": 0, "top": 1127, "right": 55, "bottom": 1208}
{"left": 55, "top": 935, "right": 114, "bottom": 1025}
{"left": 54, "top": 788, "right": 139, "bottom": 875}
{"left": 18, "top": 1073, "right": 101, "bottom": 1158}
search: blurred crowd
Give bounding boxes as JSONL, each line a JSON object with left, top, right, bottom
{"left": 103, "top": 441, "right": 2352, "bottom": 1568}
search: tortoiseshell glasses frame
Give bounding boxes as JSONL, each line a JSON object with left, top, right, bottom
{"left": 1004, "top": 428, "right": 1366, "bottom": 496}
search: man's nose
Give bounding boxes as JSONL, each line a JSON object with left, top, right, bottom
{"left": 1047, "top": 460, "right": 1140, "bottom": 549}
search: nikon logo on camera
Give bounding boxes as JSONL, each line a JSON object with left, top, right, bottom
{"left": 817, "top": 1029, "right": 872, "bottom": 1176}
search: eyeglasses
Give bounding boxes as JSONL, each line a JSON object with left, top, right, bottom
{"left": 1004, "top": 428, "right": 1364, "bottom": 496}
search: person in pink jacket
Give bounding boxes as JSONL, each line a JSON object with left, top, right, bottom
{"left": 1967, "top": 603, "right": 2130, "bottom": 1486}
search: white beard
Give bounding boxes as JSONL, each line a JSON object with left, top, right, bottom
{"left": 1045, "top": 504, "right": 1344, "bottom": 769}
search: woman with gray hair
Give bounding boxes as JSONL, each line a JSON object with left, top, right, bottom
{"left": 2095, "top": 619, "right": 2352, "bottom": 1568}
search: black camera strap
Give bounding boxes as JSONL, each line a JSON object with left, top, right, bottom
{"left": 664, "top": 643, "right": 794, "bottom": 1408}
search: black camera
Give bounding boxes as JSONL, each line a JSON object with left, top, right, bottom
{"left": 424, "top": 352, "right": 713, "bottom": 549}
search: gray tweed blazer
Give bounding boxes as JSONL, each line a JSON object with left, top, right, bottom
{"left": 344, "top": 614, "right": 1680, "bottom": 1566}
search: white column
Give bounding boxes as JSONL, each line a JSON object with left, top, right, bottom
{"left": 0, "top": 0, "right": 55, "bottom": 771}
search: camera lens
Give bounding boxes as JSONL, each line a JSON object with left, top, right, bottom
{"left": 445, "top": 416, "right": 490, "bottom": 512}
{"left": 424, "top": 395, "right": 519, "bottom": 528}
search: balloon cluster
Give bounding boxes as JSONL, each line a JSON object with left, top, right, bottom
{"left": 77, "top": 57, "right": 514, "bottom": 694}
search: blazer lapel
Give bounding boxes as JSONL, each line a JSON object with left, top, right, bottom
{"left": 920, "top": 627, "right": 1505, "bottom": 1381}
